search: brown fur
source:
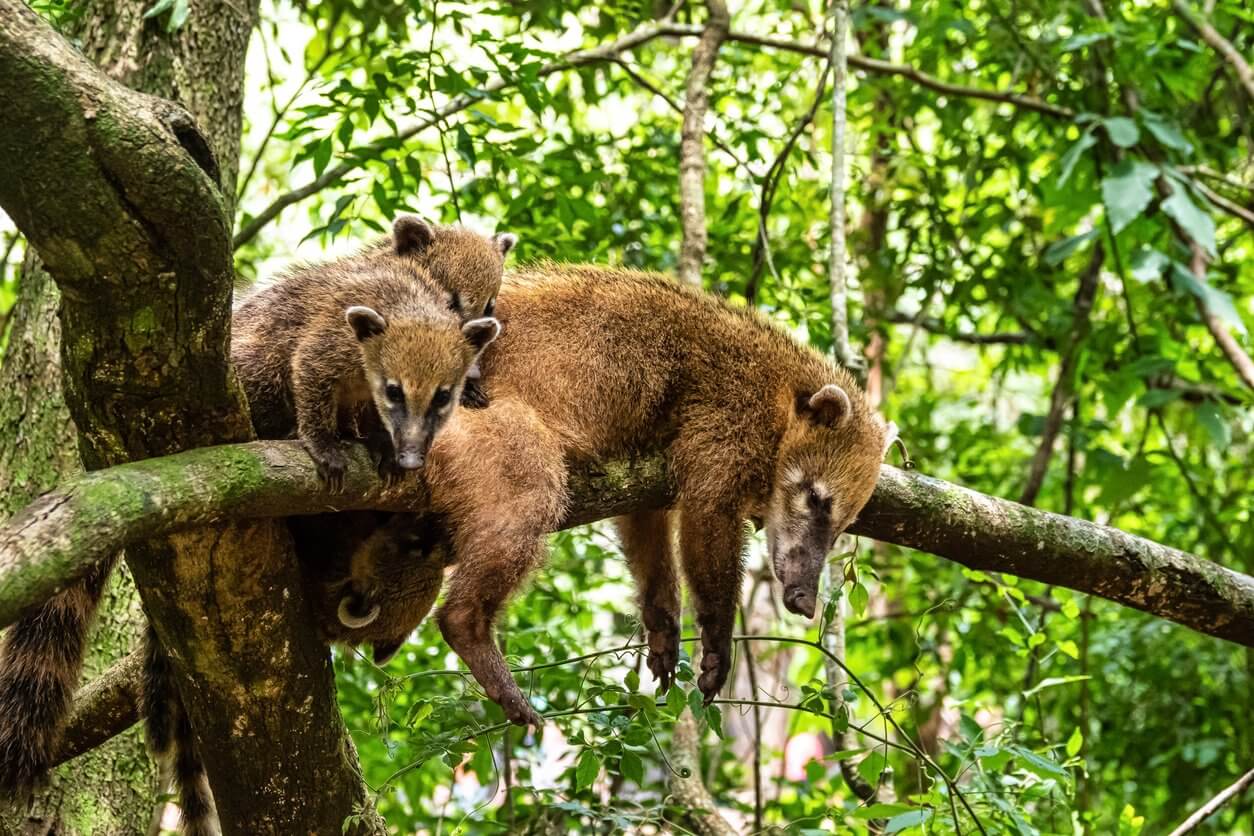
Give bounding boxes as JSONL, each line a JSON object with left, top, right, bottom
{"left": 291, "top": 511, "right": 451, "bottom": 664}
{"left": 424, "top": 264, "right": 890, "bottom": 725}
{"left": 232, "top": 221, "right": 498, "bottom": 488}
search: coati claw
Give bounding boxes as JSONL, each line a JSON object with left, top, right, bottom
{"left": 311, "top": 446, "right": 348, "bottom": 493}
{"left": 501, "top": 691, "right": 542, "bottom": 727}
{"left": 645, "top": 614, "right": 680, "bottom": 693}
{"left": 698, "top": 650, "right": 731, "bottom": 704}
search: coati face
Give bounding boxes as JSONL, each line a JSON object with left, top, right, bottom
{"left": 346, "top": 306, "right": 500, "bottom": 468}
{"left": 391, "top": 215, "right": 516, "bottom": 323}
{"left": 313, "top": 513, "right": 453, "bottom": 665}
{"left": 764, "top": 384, "right": 894, "bottom": 619}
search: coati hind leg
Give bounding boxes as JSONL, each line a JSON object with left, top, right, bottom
{"left": 428, "top": 402, "right": 567, "bottom": 727}
{"left": 615, "top": 511, "right": 681, "bottom": 693}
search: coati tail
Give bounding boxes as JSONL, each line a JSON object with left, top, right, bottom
{"left": 0, "top": 557, "right": 117, "bottom": 797}
{"left": 144, "top": 627, "right": 219, "bottom": 836}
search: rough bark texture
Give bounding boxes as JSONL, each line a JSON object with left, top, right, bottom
{"left": 2, "top": 442, "right": 1252, "bottom": 650}
{"left": 0, "top": 2, "right": 382, "bottom": 832}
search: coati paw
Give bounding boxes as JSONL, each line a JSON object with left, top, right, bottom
{"left": 376, "top": 455, "right": 407, "bottom": 488}
{"left": 500, "top": 690, "right": 542, "bottom": 727}
{"left": 460, "top": 379, "right": 490, "bottom": 410}
{"left": 697, "top": 649, "right": 731, "bottom": 704}
{"left": 311, "top": 446, "right": 348, "bottom": 492}
{"left": 644, "top": 614, "right": 680, "bottom": 693}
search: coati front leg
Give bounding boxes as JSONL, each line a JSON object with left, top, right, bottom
{"left": 292, "top": 344, "right": 350, "bottom": 491}
{"left": 616, "top": 511, "right": 681, "bottom": 693}
{"left": 678, "top": 502, "right": 744, "bottom": 703}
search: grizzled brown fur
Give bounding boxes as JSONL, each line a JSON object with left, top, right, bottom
{"left": 291, "top": 511, "right": 451, "bottom": 665}
{"left": 425, "top": 264, "right": 891, "bottom": 725}
{"left": 232, "top": 217, "right": 499, "bottom": 488}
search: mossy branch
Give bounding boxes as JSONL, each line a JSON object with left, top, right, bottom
{"left": 2, "top": 440, "right": 1252, "bottom": 647}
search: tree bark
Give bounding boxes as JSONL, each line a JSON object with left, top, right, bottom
{"left": 2, "top": 440, "right": 1252, "bottom": 650}
{"left": 0, "top": 2, "right": 382, "bottom": 832}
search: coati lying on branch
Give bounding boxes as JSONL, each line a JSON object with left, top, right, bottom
{"left": 424, "top": 264, "right": 894, "bottom": 725}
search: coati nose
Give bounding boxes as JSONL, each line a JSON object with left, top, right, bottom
{"left": 396, "top": 451, "right": 424, "bottom": 470}
{"left": 783, "top": 586, "right": 817, "bottom": 619}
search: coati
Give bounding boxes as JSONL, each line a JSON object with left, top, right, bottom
{"left": 231, "top": 231, "right": 501, "bottom": 488}
{"left": 291, "top": 511, "right": 452, "bottom": 665}
{"left": 351, "top": 215, "right": 516, "bottom": 408}
{"left": 423, "top": 264, "right": 894, "bottom": 726}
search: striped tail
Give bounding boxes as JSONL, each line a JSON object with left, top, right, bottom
{"left": 0, "top": 557, "right": 116, "bottom": 797}
{"left": 143, "top": 626, "right": 219, "bottom": 836}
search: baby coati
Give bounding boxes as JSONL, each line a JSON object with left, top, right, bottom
{"left": 232, "top": 233, "right": 500, "bottom": 488}
{"left": 352, "top": 215, "right": 516, "bottom": 408}
{"left": 423, "top": 264, "right": 895, "bottom": 726}
{"left": 291, "top": 511, "right": 452, "bottom": 664}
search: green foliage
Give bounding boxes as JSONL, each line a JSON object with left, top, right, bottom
{"left": 227, "top": 0, "right": 1253, "bottom": 832}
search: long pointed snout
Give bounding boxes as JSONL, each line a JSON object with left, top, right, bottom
{"left": 395, "top": 450, "right": 424, "bottom": 470}
{"left": 783, "top": 585, "right": 817, "bottom": 618}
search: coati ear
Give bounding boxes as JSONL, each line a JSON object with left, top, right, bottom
{"left": 345, "top": 306, "right": 387, "bottom": 341}
{"left": 881, "top": 420, "right": 900, "bottom": 458}
{"left": 337, "top": 595, "right": 381, "bottom": 629}
{"left": 372, "top": 637, "right": 406, "bottom": 665}
{"left": 493, "top": 232, "right": 517, "bottom": 256}
{"left": 392, "top": 215, "right": 435, "bottom": 256}
{"left": 461, "top": 316, "right": 501, "bottom": 353}
{"left": 797, "top": 384, "right": 852, "bottom": 428}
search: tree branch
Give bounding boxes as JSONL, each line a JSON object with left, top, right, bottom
{"left": 668, "top": 710, "right": 737, "bottom": 836}
{"left": 882, "top": 311, "right": 1034, "bottom": 345}
{"left": 1170, "top": 0, "right": 1254, "bottom": 102}
{"left": 233, "top": 17, "right": 683, "bottom": 249}
{"left": 1166, "top": 767, "right": 1254, "bottom": 836}
{"left": 1188, "top": 237, "right": 1254, "bottom": 391}
{"left": 676, "top": 0, "right": 729, "bottom": 287}
{"left": 658, "top": 25, "right": 1075, "bottom": 120}
{"left": 3, "top": 441, "right": 1253, "bottom": 648}
{"left": 51, "top": 648, "right": 143, "bottom": 770}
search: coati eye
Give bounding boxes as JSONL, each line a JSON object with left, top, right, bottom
{"left": 483, "top": 298, "right": 495, "bottom": 317}
{"left": 431, "top": 388, "right": 452, "bottom": 409}
{"left": 806, "top": 487, "right": 824, "bottom": 510}
{"left": 385, "top": 383, "right": 404, "bottom": 403}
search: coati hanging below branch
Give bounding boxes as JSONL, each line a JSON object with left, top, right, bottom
{"left": 424, "top": 264, "right": 895, "bottom": 726}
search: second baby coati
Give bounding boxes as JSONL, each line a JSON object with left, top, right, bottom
{"left": 232, "top": 223, "right": 501, "bottom": 488}
{"left": 423, "top": 264, "right": 895, "bottom": 726}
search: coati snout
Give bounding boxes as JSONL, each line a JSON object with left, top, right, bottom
{"left": 346, "top": 306, "right": 500, "bottom": 469}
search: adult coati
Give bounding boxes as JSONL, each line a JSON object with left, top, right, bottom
{"left": 0, "top": 218, "right": 504, "bottom": 817}
{"left": 425, "top": 264, "right": 894, "bottom": 726}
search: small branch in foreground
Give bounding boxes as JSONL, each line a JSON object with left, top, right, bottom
{"left": 1166, "top": 767, "right": 1254, "bottom": 836}
{"left": 1187, "top": 241, "right": 1254, "bottom": 391}
{"left": 882, "top": 311, "right": 1034, "bottom": 346}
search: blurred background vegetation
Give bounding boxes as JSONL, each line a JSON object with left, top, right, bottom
{"left": 4, "top": 0, "right": 1253, "bottom": 833}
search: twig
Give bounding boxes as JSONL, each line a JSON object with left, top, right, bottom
{"left": 1190, "top": 175, "right": 1254, "bottom": 230}
{"left": 1019, "top": 243, "right": 1104, "bottom": 506}
{"left": 1166, "top": 767, "right": 1254, "bottom": 836}
{"left": 426, "top": 0, "right": 461, "bottom": 222}
{"left": 1186, "top": 240, "right": 1254, "bottom": 390}
{"left": 737, "top": 603, "right": 764, "bottom": 832}
{"left": 1180, "top": 165, "right": 1254, "bottom": 194}
{"left": 882, "top": 311, "right": 1033, "bottom": 345}
{"left": 676, "top": 0, "right": 729, "bottom": 287}
{"left": 1170, "top": 0, "right": 1254, "bottom": 102}
{"left": 827, "top": 0, "right": 858, "bottom": 371}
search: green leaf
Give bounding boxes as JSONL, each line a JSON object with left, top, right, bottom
{"left": 852, "top": 803, "right": 918, "bottom": 819}
{"left": 142, "top": 0, "right": 174, "bottom": 19}
{"left": 1161, "top": 188, "right": 1216, "bottom": 257}
{"left": 665, "top": 685, "right": 686, "bottom": 717}
{"left": 705, "top": 704, "right": 724, "bottom": 739}
{"left": 686, "top": 686, "right": 706, "bottom": 720}
{"left": 885, "top": 809, "right": 933, "bottom": 833}
{"left": 1195, "top": 402, "right": 1230, "bottom": 448}
{"left": 858, "top": 751, "right": 887, "bottom": 786}
{"left": 166, "top": 0, "right": 189, "bottom": 32}
{"left": 849, "top": 582, "right": 869, "bottom": 616}
{"left": 1102, "top": 160, "right": 1157, "bottom": 234}
{"left": 1057, "top": 130, "right": 1096, "bottom": 187}
{"left": 1044, "top": 229, "right": 1099, "bottom": 267}
{"left": 619, "top": 751, "right": 644, "bottom": 785}
{"left": 1102, "top": 117, "right": 1140, "bottom": 148}
{"left": 1066, "top": 726, "right": 1084, "bottom": 758}
{"left": 574, "top": 749, "right": 600, "bottom": 790}
{"left": 1142, "top": 112, "right": 1192, "bottom": 153}
{"left": 1170, "top": 262, "right": 1246, "bottom": 335}
{"left": 1057, "top": 639, "right": 1080, "bottom": 659}
{"left": 625, "top": 669, "right": 640, "bottom": 693}
{"left": 1129, "top": 246, "right": 1169, "bottom": 283}
{"left": 312, "top": 137, "right": 333, "bottom": 178}
{"left": 1010, "top": 745, "right": 1070, "bottom": 782}
{"left": 455, "top": 125, "right": 477, "bottom": 166}
{"left": 1023, "top": 675, "right": 1092, "bottom": 698}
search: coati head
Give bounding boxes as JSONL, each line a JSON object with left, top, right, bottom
{"left": 303, "top": 513, "right": 453, "bottom": 664}
{"left": 345, "top": 307, "right": 500, "bottom": 468}
{"left": 389, "top": 215, "right": 516, "bottom": 323}
{"left": 764, "top": 383, "right": 895, "bottom": 619}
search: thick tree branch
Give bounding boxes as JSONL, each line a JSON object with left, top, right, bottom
{"left": 52, "top": 648, "right": 143, "bottom": 770}
{"left": 3, "top": 441, "right": 1253, "bottom": 648}
{"left": 233, "top": 17, "right": 683, "bottom": 249}
{"left": 668, "top": 710, "right": 737, "bottom": 836}
{"left": 1170, "top": 0, "right": 1254, "bottom": 102}
{"left": 676, "top": 0, "right": 729, "bottom": 287}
